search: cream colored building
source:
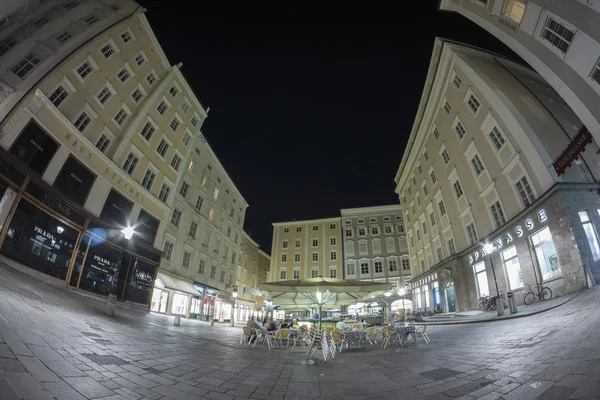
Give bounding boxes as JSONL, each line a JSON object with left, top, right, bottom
{"left": 438, "top": 0, "right": 600, "bottom": 155}
{"left": 235, "top": 231, "right": 271, "bottom": 322}
{"left": 0, "top": 0, "right": 251, "bottom": 318}
{"left": 395, "top": 38, "right": 600, "bottom": 313}
{"left": 269, "top": 217, "right": 343, "bottom": 283}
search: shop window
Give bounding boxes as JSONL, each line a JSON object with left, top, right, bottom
{"left": 531, "top": 227, "right": 561, "bottom": 280}
{"left": 1, "top": 199, "right": 79, "bottom": 281}
{"left": 579, "top": 211, "right": 600, "bottom": 261}
{"left": 473, "top": 262, "right": 489, "bottom": 298}
{"left": 52, "top": 157, "right": 95, "bottom": 206}
{"left": 9, "top": 122, "right": 58, "bottom": 175}
{"left": 151, "top": 288, "right": 168, "bottom": 313}
{"left": 122, "top": 260, "right": 154, "bottom": 305}
{"left": 100, "top": 190, "right": 132, "bottom": 228}
{"left": 77, "top": 234, "right": 123, "bottom": 295}
{"left": 172, "top": 292, "right": 187, "bottom": 315}
{"left": 502, "top": 246, "right": 523, "bottom": 290}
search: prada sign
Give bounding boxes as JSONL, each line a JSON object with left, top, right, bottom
{"left": 10, "top": 122, "right": 58, "bottom": 175}
{"left": 53, "top": 157, "right": 95, "bottom": 206}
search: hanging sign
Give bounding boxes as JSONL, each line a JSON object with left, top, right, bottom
{"left": 552, "top": 126, "right": 593, "bottom": 176}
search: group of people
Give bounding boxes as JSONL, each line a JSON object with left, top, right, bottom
{"left": 245, "top": 316, "right": 299, "bottom": 343}
{"left": 335, "top": 318, "right": 367, "bottom": 330}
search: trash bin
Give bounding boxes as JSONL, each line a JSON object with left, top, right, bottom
{"left": 507, "top": 292, "right": 518, "bottom": 314}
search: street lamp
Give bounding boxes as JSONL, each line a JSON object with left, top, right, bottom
{"left": 230, "top": 287, "right": 238, "bottom": 327}
{"left": 483, "top": 243, "right": 503, "bottom": 316}
{"left": 106, "top": 226, "right": 134, "bottom": 316}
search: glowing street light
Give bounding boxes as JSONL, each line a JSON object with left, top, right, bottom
{"left": 122, "top": 226, "right": 134, "bottom": 240}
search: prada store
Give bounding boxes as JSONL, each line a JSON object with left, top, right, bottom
{"left": 0, "top": 120, "right": 162, "bottom": 307}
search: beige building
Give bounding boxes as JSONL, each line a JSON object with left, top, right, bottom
{"left": 269, "top": 217, "right": 343, "bottom": 283}
{"left": 395, "top": 38, "right": 600, "bottom": 313}
{"left": 236, "top": 232, "right": 271, "bottom": 322}
{"left": 0, "top": 0, "right": 252, "bottom": 318}
{"left": 438, "top": 0, "right": 600, "bottom": 155}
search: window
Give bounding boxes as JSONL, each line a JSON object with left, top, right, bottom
{"left": 170, "top": 85, "right": 180, "bottom": 97}
{"left": 424, "top": 151, "right": 429, "bottom": 161}
{"left": 371, "top": 227, "right": 379, "bottom": 235}
{"left": 34, "top": 17, "right": 49, "bottom": 27}
{"left": 347, "top": 262, "right": 356, "bottom": 275}
{"left": 198, "top": 259, "right": 206, "bottom": 274}
{"left": 515, "top": 176, "right": 536, "bottom": 208}
{"left": 113, "top": 108, "right": 128, "bottom": 126}
{"left": 213, "top": 187, "right": 219, "bottom": 200}
{"left": 55, "top": 31, "right": 72, "bottom": 44}
{"left": 210, "top": 265, "right": 216, "bottom": 279}
{"left": 65, "top": 1, "right": 79, "bottom": 9}
{"left": 116, "top": 68, "right": 132, "bottom": 85}
{"left": 12, "top": 53, "right": 41, "bottom": 78}
{"left": 156, "top": 139, "right": 170, "bottom": 157}
{"left": 579, "top": 211, "right": 600, "bottom": 261}
{"left": 171, "top": 209, "right": 182, "bottom": 227}
{"left": 195, "top": 195, "right": 203, "bottom": 211}
{"left": 0, "top": 38, "right": 18, "bottom": 57}
{"left": 385, "top": 226, "right": 393, "bottom": 234}
{"left": 389, "top": 260, "right": 398, "bottom": 272}
{"left": 416, "top": 229, "right": 421, "bottom": 241}
{"left": 345, "top": 229, "right": 353, "bottom": 237}
{"left": 330, "top": 223, "right": 336, "bottom": 230}
{"left": 85, "top": 15, "right": 99, "bottom": 25}
{"left": 296, "top": 227, "right": 302, "bottom": 232}
{"left": 433, "top": 127, "right": 440, "bottom": 141}
{"left": 491, "top": 201, "right": 507, "bottom": 229}
{"left": 179, "top": 181, "right": 190, "bottom": 198}
{"left": 73, "top": 112, "right": 91, "bottom": 132}
{"left": 466, "top": 223, "right": 478, "bottom": 245}
{"left": 592, "top": 59, "right": 600, "bottom": 86}
{"left": 100, "top": 43, "right": 116, "bottom": 58}
{"left": 97, "top": 86, "right": 113, "bottom": 105}
{"left": 502, "top": 0, "right": 527, "bottom": 24}
{"left": 96, "top": 134, "right": 111, "bottom": 153}
{"left": 140, "top": 122, "right": 155, "bottom": 141}
{"left": 121, "top": 30, "right": 133, "bottom": 43}
{"left": 430, "top": 212, "right": 436, "bottom": 226}
{"left": 49, "top": 86, "right": 68, "bottom": 107}
{"left": 370, "top": 260, "right": 380, "bottom": 273}
{"left": 436, "top": 247, "right": 443, "bottom": 262}
{"left": 311, "top": 269, "right": 319, "bottom": 278}
{"left": 473, "top": 262, "right": 489, "bottom": 298}
{"left": 471, "top": 155, "right": 485, "bottom": 176}
{"left": 170, "top": 154, "right": 182, "bottom": 171}
{"left": 146, "top": 73, "right": 156, "bottom": 85}
{"left": 467, "top": 94, "right": 481, "bottom": 114}
{"left": 423, "top": 184, "right": 429, "bottom": 197}
{"left": 330, "top": 251, "right": 337, "bottom": 261}
{"left": 220, "top": 270, "right": 225, "bottom": 282}
{"left": 448, "top": 238, "right": 456, "bottom": 255}
{"left": 453, "top": 180, "right": 464, "bottom": 199}
{"left": 442, "top": 149, "right": 450, "bottom": 164}
{"left": 122, "top": 153, "right": 139, "bottom": 175}
{"left": 281, "top": 254, "right": 287, "bottom": 262}
{"left": 191, "top": 115, "right": 200, "bottom": 127}
{"left": 188, "top": 221, "right": 198, "bottom": 238}
{"left": 141, "top": 169, "right": 156, "bottom": 190}
{"left": 359, "top": 242, "right": 367, "bottom": 254}
{"left": 430, "top": 170, "right": 437, "bottom": 185}
{"left": 443, "top": 101, "right": 451, "bottom": 115}
{"left": 452, "top": 74, "right": 462, "bottom": 89}
{"left": 489, "top": 126, "right": 506, "bottom": 150}
{"left": 312, "top": 253, "right": 318, "bottom": 261}
{"left": 163, "top": 241, "right": 174, "bottom": 260}
{"left": 454, "top": 121, "right": 466, "bottom": 139}
{"left": 402, "top": 259, "right": 410, "bottom": 271}
{"left": 360, "top": 261, "right": 369, "bottom": 275}
{"left": 542, "top": 17, "right": 575, "bottom": 54}
{"left": 131, "top": 87, "right": 144, "bottom": 103}
{"left": 295, "top": 239, "right": 302, "bottom": 248}
{"left": 502, "top": 246, "right": 523, "bottom": 290}
{"left": 312, "top": 225, "right": 319, "bottom": 231}
{"left": 180, "top": 102, "right": 189, "bottom": 113}
{"left": 359, "top": 228, "right": 366, "bottom": 237}
{"left": 170, "top": 117, "right": 180, "bottom": 131}
{"left": 294, "top": 253, "right": 300, "bottom": 262}
{"left": 329, "top": 269, "right": 337, "bottom": 278}
{"left": 422, "top": 221, "right": 427, "bottom": 235}
{"left": 330, "top": 237, "right": 337, "bottom": 246}
{"left": 182, "top": 132, "right": 191, "bottom": 147}
{"left": 293, "top": 270, "right": 300, "bottom": 279}
{"left": 158, "top": 183, "right": 171, "bottom": 203}
{"left": 135, "top": 53, "right": 145, "bottom": 66}
{"left": 531, "top": 227, "right": 561, "bottom": 280}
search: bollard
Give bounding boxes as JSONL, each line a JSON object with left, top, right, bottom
{"left": 105, "top": 294, "right": 117, "bottom": 316}
{"left": 173, "top": 316, "right": 180, "bottom": 326}
{"left": 496, "top": 297, "right": 504, "bottom": 317}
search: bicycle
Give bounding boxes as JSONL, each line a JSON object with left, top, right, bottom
{"left": 524, "top": 283, "right": 552, "bottom": 305}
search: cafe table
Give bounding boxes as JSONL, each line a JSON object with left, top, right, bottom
{"left": 340, "top": 330, "right": 367, "bottom": 350}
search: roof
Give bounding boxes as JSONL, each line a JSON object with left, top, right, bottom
{"left": 272, "top": 216, "right": 341, "bottom": 226}
{"left": 340, "top": 204, "right": 402, "bottom": 216}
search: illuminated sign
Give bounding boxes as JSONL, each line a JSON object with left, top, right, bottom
{"left": 468, "top": 209, "right": 547, "bottom": 264}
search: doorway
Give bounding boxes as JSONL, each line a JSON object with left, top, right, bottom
{"left": 445, "top": 283, "right": 456, "bottom": 312}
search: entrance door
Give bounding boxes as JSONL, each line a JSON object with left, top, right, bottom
{"left": 445, "top": 284, "right": 456, "bottom": 312}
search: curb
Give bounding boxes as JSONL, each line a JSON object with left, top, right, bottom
{"left": 424, "top": 291, "right": 584, "bottom": 325}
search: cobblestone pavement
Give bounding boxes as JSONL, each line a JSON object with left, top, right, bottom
{"left": 0, "top": 263, "right": 599, "bottom": 400}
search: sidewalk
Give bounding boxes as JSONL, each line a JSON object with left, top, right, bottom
{"left": 423, "top": 290, "right": 582, "bottom": 325}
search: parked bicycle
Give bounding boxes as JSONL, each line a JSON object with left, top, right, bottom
{"left": 524, "top": 283, "right": 552, "bottom": 305}
{"left": 479, "top": 293, "right": 508, "bottom": 311}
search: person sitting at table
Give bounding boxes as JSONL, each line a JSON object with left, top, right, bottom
{"left": 356, "top": 319, "right": 366, "bottom": 329}
{"left": 335, "top": 320, "right": 347, "bottom": 329}
{"left": 265, "top": 318, "right": 277, "bottom": 332}
{"left": 246, "top": 317, "right": 263, "bottom": 344}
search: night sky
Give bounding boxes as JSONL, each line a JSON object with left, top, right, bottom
{"left": 136, "top": 1, "right": 520, "bottom": 252}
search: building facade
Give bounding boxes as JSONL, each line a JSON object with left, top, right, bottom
{"left": 235, "top": 232, "right": 271, "bottom": 323}
{"left": 395, "top": 39, "right": 600, "bottom": 313}
{"left": 438, "top": 0, "right": 600, "bottom": 157}
{"left": 0, "top": 0, "right": 252, "bottom": 319}
{"left": 269, "top": 217, "right": 343, "bottom": 283}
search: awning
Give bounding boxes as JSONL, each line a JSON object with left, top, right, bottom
{"left": 155, "top": 272, "right": 199, "bottom": 295}
{"left": 244, "top": 287, "right": 262, "bottom": 296}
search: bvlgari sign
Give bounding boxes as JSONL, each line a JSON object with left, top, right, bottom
{"left": 552, "top": 126, "right": 593, "bottom": 176}
{"left": 468, "top": 209, "right": 548, "bottom": 264}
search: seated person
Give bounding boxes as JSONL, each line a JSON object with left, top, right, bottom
{"left": 355, "top": 319, "right": 366, "bottom": 329}
{"left": 265, "top": 318, "right": 277, "bottom": 332}
{"left": 335, "top": 320, "right": 347, "bottom": 329}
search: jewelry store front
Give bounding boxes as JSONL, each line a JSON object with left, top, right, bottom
{"left": 0, "top": 117, "right": 163, "bottom": 307}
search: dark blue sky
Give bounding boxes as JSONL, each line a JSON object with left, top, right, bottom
{"left": 136, "top": 1, "right": 518, "bottom": 252}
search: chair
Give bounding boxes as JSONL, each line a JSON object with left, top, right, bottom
{"left": 306, "top": 328, "right": 329, "bottom": 361}
{"left": 381, "top": 326, "right": 399, "bottom": 348}
{"left": 240, "top": 327, "right": 252, "bottom": 344}
{"left": 331, "top": 330, "right": 345, "bottom": 353}
{"left": 251, "top": 329, "right": 272, "bottom": 349}
{"left": 365, "top": 326, "right": 378, "bottom": 345}
{"left": 274, "top": 329, "right": 290, "bottom": 347}
{"left": 415, "top": 324, "right": 430, "bottom": 343}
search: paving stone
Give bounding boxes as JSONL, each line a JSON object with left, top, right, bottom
{"left": 17, "top": 355, "right": 61, "bottom": 382}
{"left": 0, "top": 343, "right": 15, "bottom": 359}
{"left": 3, "top": 372, "right": 53, "bottom": 399}
{"left": 43, "top": 381, "right": 87, "bottom": 400}
{"left": 0, "top": 381, "right": 21, "bottom": 400}
{"left": 64, "top": 376, "right": 116, "bottom": 398}
{"left": 501, "top": 380, "right": 553, "bottom": 400}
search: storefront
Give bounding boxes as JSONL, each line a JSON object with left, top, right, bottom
{"left": 151, "top": 272, "right": 202, "bottom": 318}
{"left": 195, "top": 284, "right": 217, "bottom": 322}
{"left": 0, "top": 118, "right": 162, "bottom": 308}
{"left": 215, "top": 291, "right": 233, "bottom": 323}
{"left": 410, "top": 272, "right": 438, "bottom": 311}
